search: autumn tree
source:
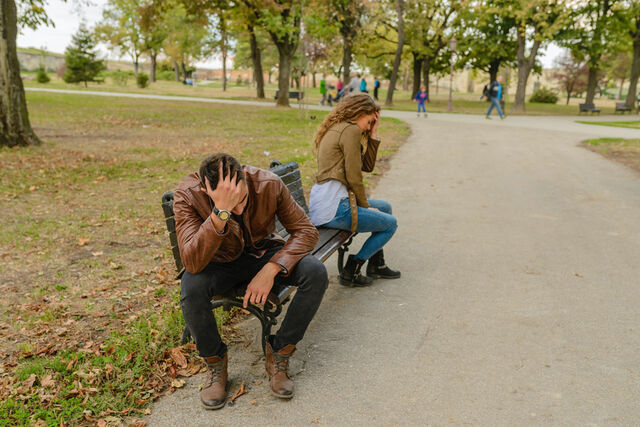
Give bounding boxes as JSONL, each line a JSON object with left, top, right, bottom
{"left": 1, "top": 0, "right": 56, "bottom": 147}
{"left": 96, "top": 0, "right": 147, "bottom": 79}
{"left": 560, "top": 0, "right": 624, "bottom": 105}
{"left": 552, "top": 50, "right": 587, "bottom": 104}
{"left": 458, "top": 0, "right": 517, "bottom": 84}
{"left": 511, "top": 0, "right": 570, "bottom": 112}
{"left": 139, "top": 0, "right": 167, "bottom": 82}
{"left": 622, "top": 0, "right": 640, "bottom": 109}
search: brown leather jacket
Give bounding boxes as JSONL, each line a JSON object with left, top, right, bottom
{"left": 173, "top": 165, "right": 319, "bottom": 274}
{"left": 314, "top": 121, "right": 380, "bottom": 208}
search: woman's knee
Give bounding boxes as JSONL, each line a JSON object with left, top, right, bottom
{"left": 369, "top": 199, "right": 393, "bottom": 215}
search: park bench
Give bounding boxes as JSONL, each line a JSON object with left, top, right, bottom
{"left": 579, "top": 103, "right": 601, "bottom": 115}
{"left": 615, "top": 102, "right": 632, "bottom": 114}
{"left": 274, "top": 90, "right": 304, "bottom": 101}
{"left": 161, "top": 160, "right": 354, "bottom": 354}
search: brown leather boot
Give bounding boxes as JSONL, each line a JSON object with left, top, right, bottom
{"left": 265, "top": 342, "right": 295, "bottom": 399}
{"left": 200, "top": 353, "right": 228, "bottom": 410}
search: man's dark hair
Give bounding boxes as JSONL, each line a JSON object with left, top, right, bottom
{"left": 199, "top": 153, "right": 245, "bottom": 190}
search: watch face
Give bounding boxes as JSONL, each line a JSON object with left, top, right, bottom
{"left": 218, "top": 210, "right": 230, "bottom": 221}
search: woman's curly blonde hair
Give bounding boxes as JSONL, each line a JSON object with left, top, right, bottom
{"left": 314, "top": 93, "right": 380, "bottom": 149}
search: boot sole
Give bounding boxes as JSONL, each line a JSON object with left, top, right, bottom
{"left": 271, "top": 390, "right": 294, "bottom": 399}
{"left": 201, "top": 399, "right": 227, "bottom": 410}
{"left": 366, "top": 273, "right": 401, "bottom": 279}
{"left": 339, "top": 278, "right": 373, "bottom": 287}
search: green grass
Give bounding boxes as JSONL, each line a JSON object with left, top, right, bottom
{"left": 23, "top": 73, "right": 617, "bottom": 116}
{"left": 0, "top": 91, "right": 409, "bottom": 425}
{"left": 577, "top": 120, "right": 640, "bottom": 129}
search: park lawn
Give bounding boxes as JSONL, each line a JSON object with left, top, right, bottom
{"left": 0, "top": 91, "right": 409, "bottom": 426}
{"left": 577, "top": 120, "right": 640, "bottom": 130}
{"left": 583, "top": 138, "right": 640, "bottom": 174}
{"left": 24, "top": 73, "right": 613, "bottom": 116}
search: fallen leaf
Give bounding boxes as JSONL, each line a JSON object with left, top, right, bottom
{"left": 29, "top": 185, "right": 37, "bottom": 192}
{"left": 77, "top": 238, "right": 90, "bottom": 246}
{"left": 23, "top": 373, "right": 37, "bottom": 389}
{"left": 66, "top": 357, "right": 77, "bottom": 370}
{"left": 170, "top": 378, "right": 185, "bottom": 388}
{"left": 97, "top": 420, "right": 107, "bottom": 427}
{"left": 169, "top": 348, "right": 187, "bottom": 368}
{"left": 91, "top": 251, "right": 104, "bottom": 257}
{"left": 41, "top": 375, "right": 56, "bottom": 388}
{"left": 311, "top": 417, "right": 321, "bottom": 424}
{"left": 575, "top": 273, "right": 583, "bottom": 277}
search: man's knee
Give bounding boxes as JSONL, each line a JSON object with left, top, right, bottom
{"left": 295, "top": 256, "right": 329, "bottom": 291}
{"left": 180, "top": 271, "right": 212, "bottom": 307}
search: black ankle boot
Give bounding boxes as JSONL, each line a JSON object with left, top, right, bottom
{"left": 340, "top": 255, "right": 374, "bottom": 287}
{"left": 366, "top": 250, "right": 401, "bottom": 279}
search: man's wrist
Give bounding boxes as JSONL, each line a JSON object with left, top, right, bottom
{"left": 265, "top": 261, "right": 283, "bottom": 277}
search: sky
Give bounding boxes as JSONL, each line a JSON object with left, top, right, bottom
{"left": 18, "top": 0, "right": 564, "bottom": 70}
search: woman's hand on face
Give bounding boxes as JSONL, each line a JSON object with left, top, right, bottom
{"left": 370, "top": 112, "right": 380, "bottom": 139}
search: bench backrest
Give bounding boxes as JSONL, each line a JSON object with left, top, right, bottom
{"left": 161, "top": 161, "right": 305, "bottom": 273}
{"left": 579, "top": 103, "right": 595, "bottom": 109}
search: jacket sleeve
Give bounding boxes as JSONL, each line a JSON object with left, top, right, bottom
{"left": 340, "top": 124, "right": 370, "bottom": 208}
{"left": 362, "top": 137, "right": 381, "bottom": 173}
{"left": 174, "top": 188, "right": 226, "bottom": 274}
{"left": 269, "top": 179, "right": 319, "bottom": 275}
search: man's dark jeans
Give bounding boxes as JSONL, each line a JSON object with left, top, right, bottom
{"left": 180, "top": 246, "right": 328, "bottom": 358}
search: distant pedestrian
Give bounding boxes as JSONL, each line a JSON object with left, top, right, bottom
{"left": 485, "top": 75, "right": 505, "bottom": 120}
{"left": 414, "top": 85, "right": 428, "bottom": 118}
{"left": 373, "top": 77, "right": 380, "bottom": 101}
{"left": 360, "top": 76, "right": 368, "bottom": 93}
{"left": 320, "top": 74, "right": 327, "bottom": 105}
{"left": 337, "top": 79, "right": 343, "bottom": 92}
{"left": 349, "top": 73, "right": 360, "bottom": 93}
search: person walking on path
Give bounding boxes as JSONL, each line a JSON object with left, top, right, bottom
{"left": 360, "top": 76, "right": 368, "bottom": 93}
{"left": 373, "top": 77, "right": 380, "bottom": 101}
{"left": 486, "top": 75, "right": 505, "bottom": 120}
{"left": 349, "top": 73, "right": 360, "bottom": 93}
{"left": 320, "top": 74, "right": 327, "bottom": 106}
{"left": 414, "top": 85, "right": 428, "bottom": 118}
{"left": 308, "top": 94, "right": 401, "bottom": 287}
{"left": 174, "top": 153, "right": 328, "bottom": 408}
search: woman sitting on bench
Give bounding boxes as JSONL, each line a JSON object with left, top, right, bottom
{"left": 308, "top": 93, "right": 401, "bottom": 287}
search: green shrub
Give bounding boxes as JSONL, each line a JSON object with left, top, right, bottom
{"left": 36, "top": 66, "right": 50, "bottom": 83}
{"left": 156, "top": 69, "right": 174, "bottom": 81}
{"left": 112, "top": 70, "right": 129, "bottom": 86}
{"left": 529, "top": 86, "right": 558, "bottom": 104}
{"left": 137, "top": 73, "right": 149, "bottom": 88}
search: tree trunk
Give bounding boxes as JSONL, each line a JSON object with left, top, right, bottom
{"left": 585, "top": 66, "right": 598, "bottom": 104}
{"left": 423, "top": 57, "right": 431, "bottom": 98}
{"left": 401, "top": 66, "right": 409, "bottom": 91}
{"left": 181, "top": 62, "right": 187, "bottom": 80}
{"left": 222, "top": 51, "right": 227, "bottom": 91}
{"left": 174, "top": 61, "right": 180, "bottom": 81}
{"left": 488, "top": 58, "right": 501, "bottom": 83}
{"left": 312, "top": 72, "right": 316, "bottom": 88}
{"left": 150, "top": 51, "right": 157, "bottom": 83}
{"left": 248, "top": 25, "right": 265, "bottom": 98}
{"left": 275, "top": 44, "right": 293, "bottom": 107}
{"left": 513, "top": 33, "right": 541, "bottom": 112}
{"left": 342, "top": 36, "right": 352, "bottom": 88}
{"left": 618, "top": 77, "right": 625, "bottom": 100}
{"left": 411, "top": 53, "right": 423, "bottom": 99}
{"left": 0, "top": 0, "right": 41, "bottom": 147}
{"left": 134, "top": 56, "right": 139, "bottom": 79}
{"left": 625, "top": 33, "right": 640, "bottom": 110}
{"left": 385, "top": 0, "right": 405, "bottom": 107}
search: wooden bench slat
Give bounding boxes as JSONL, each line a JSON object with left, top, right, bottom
{"left": 313, "top": 229, "right": 353, "bottom": 263}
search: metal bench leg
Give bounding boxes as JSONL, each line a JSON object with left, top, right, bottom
{"left": 337, "top": 236, "right": 355, "bottom": 276}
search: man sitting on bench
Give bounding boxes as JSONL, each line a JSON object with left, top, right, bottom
{"left": 174, "top": 153, "right": 328, "bottom": 409}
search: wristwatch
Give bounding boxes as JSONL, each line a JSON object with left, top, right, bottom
{"left": 212, "top": 205, "right": 231, "bottom": 222}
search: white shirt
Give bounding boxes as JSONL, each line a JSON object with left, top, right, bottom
{"left": 308, "top": 180, "right": 348, "bottom": 226}
{"left": 349, "top": 77, "right": 360, "bottom": 93}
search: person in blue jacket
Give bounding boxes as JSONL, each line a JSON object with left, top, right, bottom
{"left": 485, "top": 75, "right": 505, "bottom": 120}
{"left": 414, "top": 85, "right": 428, "bottom": 118}
{"left": 360, "top": 76, "right": 368, "bottom": 93}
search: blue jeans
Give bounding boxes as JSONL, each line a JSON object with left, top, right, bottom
{"left": 322, "top": 198, "right": 398, "bottom": 261}
{"left": 417, "top": 102, "right": 426, "bottom": 113}
{"left": 486, "top": 96, "right": 504, "bottom": 118}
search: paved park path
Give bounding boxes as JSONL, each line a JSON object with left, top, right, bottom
{"left": 29, "top": 88, "right": 640, "bottom": 425}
